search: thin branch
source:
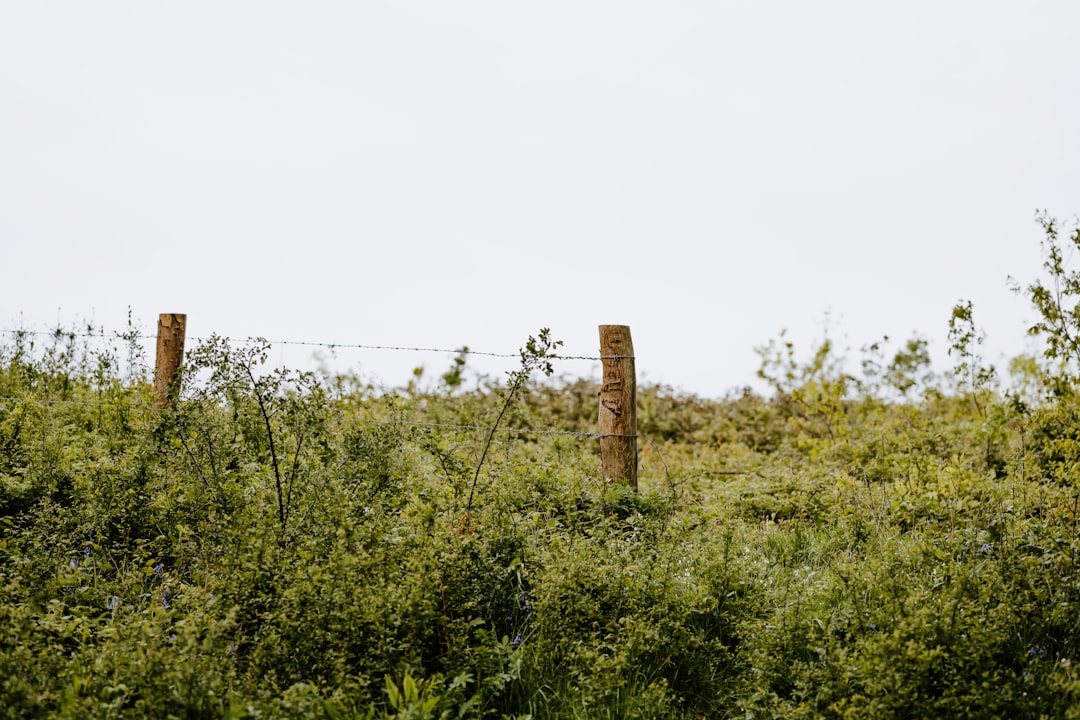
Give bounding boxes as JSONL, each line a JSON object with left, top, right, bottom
{"left": 467, "top": 384, "right": 519, "bottom": 512}
{"left": 243, "top": 361, "right": 285, "bottom": 537}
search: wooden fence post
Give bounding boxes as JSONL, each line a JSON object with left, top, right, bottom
{"left": 154, "top": 313, "right": 187, "bottom": 410}
{"left": 598, "top": 325, "right": 637, "bottom": 489}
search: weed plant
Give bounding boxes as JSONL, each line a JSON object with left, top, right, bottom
{"left": 5, "top": 217, "right": 1080, "bottom": 718}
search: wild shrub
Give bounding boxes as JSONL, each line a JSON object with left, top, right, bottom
{"left": 6, "top": 278, "right": 1080, "bottom": 719}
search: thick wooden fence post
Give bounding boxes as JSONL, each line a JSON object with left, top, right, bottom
{"left": 598, "top": 325, "right": 637, "bottom": 489}
{"left": 154, "top": 313, "right": 187, "bottom": 410}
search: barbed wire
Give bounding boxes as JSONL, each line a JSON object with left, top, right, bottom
{"left": 0, "top": 394, "right": 634, "bottom": 439}
{"left": 0, "top": 327, "right": 636, "bottom": 440}
{"left": 0, "top": 329, "right": 622, "bottom": 362}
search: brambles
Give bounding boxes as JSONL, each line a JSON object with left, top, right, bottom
{"left": 3, "top": 280, "right": 1080, "bottom": 717}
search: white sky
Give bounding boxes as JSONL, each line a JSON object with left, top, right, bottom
{"left": 2, "top": 2, "right": 1079, "bottom": 397}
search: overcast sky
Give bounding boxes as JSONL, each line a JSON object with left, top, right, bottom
{"left": 2, "top": 2, "right": 1079, "bottom": 397}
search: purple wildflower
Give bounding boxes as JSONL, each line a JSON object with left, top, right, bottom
{"left": 153, "top": 563, "right": 165, "bottom": 578}
{"left": 162, "top": 588, "right": 170, "bottom": 607}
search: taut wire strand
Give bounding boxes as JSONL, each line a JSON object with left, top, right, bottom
{"left": 0, "top": 329, "right": 613, "bottom": 361}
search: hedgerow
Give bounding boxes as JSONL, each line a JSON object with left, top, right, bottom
{"left": 4, "top": 214, "right": 1080, "bottom": 718}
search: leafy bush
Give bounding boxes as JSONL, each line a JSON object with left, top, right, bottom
{"left": 5, "top": 273, "right": 1080, "bottom": 718}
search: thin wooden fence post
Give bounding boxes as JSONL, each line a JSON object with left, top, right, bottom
{"left": 154, "top": 313, "right": 187, "bottom": 410}
{"left": 598, "top": 325, "right": 637, "bottom": 489}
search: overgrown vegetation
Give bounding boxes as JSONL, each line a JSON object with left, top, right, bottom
{"left": 4, "top": 215, "right": 1080, "bottom": 718}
